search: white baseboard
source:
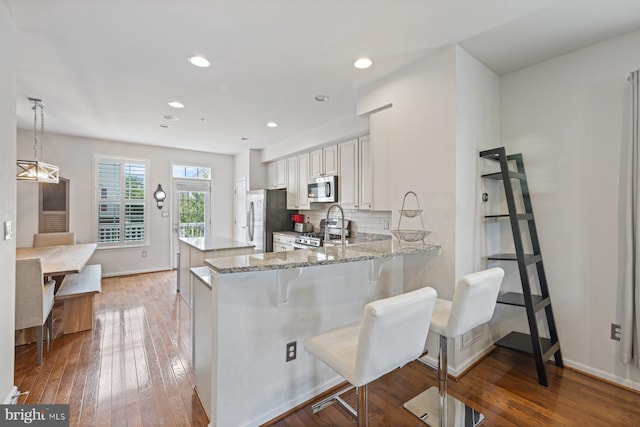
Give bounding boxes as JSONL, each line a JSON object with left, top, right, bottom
{"left": 240, "top": 377, "right": 344, "bottom": 427}
{"left": 563, "top": 358, "right": 640, "bottom": 391}
{"left": 419, "top": 345, "right": 494, "bottom": 378}
{"left": 2, "top": 386, "right": 17, "bottom": 404}
{"left": 434, "top": 346, "right": 640, "bottom": 392}
{"left": 101, "top": 267, "right": 173, "bottom": 278}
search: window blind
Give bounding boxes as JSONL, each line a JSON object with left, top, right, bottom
{"left": 96, "top": 158, "right": 147, "bottom": 245}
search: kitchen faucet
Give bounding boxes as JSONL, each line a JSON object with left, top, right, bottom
{"left": 325, "top": 203, "right": 346, "bottom": 253}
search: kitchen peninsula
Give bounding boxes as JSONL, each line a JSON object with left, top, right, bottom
{"left": 195, "top": 239, "right": 440, "bottom": 427}
{"left": 178, "top": 236, "right": 254, "bottom": 307}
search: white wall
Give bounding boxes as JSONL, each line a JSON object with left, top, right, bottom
{"left": 0, "top": 0, "right": 17, "bottom": 404}
{"left": 356, "top": 46, "right": 459, "bottom": 366}
{"left": 234, "top": 148, "right": 266, "bottom": 190}
{"left": 16, "top": 131, "right": 234, "bottom": 276}
{"left": 501, "top": 30, "right": 640, "bottom": 388}
{"left": 262, "top": 115, "right": 368, "bottom": 162}
{"left": 453, "top": 46, "right": 501, "bottom": 370}
{"left": 357, "top": 46, "right": 457, "bottom": 299}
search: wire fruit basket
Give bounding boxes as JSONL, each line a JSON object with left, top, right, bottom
{"left": 392, "top": 191, "right": 430, "bottom": 244}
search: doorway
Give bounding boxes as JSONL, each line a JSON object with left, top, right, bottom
{"left": 173, "top": 180, "right": 211, "bottom": 268}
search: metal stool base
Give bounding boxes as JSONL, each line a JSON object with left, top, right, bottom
{"left": 404, "top": 387, "right": 484, "bottom": 426}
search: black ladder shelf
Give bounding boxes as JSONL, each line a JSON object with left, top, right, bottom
{"left": 480, "top": 147, "right": 563, "bottom": 387}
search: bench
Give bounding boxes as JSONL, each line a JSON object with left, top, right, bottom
{"left": 55, "top": 264, "right": 102, "bottom": 334}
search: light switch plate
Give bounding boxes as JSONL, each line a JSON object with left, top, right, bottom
{"left": 4, "top": 221, "right": 13, "bottom": 240}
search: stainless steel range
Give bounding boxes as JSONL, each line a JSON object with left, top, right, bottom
{"left": 292, "top": 218, "right": 350, "bottom": 249}
{"left": 293, "top": 232, "right": 323, "bottom": 248}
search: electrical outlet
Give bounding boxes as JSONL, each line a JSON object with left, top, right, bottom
{"left": 611, "top": 323, "right": 621, "bottom": 341}
{"left": 383, "top": 219, "right": 390, "bottom": 230}
{"left": 286, "top": 341, "right": 297, "bottom": 362}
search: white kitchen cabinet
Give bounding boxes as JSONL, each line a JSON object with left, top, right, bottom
{"left": 267, "top": 159, "right": 286, "bottom": 189}
{"left": 359, "top": 135, "right": 372, "bottom": 210}
{"left": 273, "top": 232, "right": 296, "bottom": 252}
{"left": 297, "top": 153, "right": 310, "bottom": 209}
{"left": 309, "top": 149, "right": 323, "bottom": 179}
{"left": 324, "top": 145, "right": 338, "bottom": 176}
{"left": 286, "top": 156, "right": 298, "bottom": 209}
{"left": 285, "top": 154, "right": 310, "bottom": 210}
{"left": 338, "top": 139, "right": 359, "bottom": 209}
{"left": 309, "top": 145, "right": 338, "bottom": 178}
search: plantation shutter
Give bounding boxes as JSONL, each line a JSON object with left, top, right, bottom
{"left": 96, "top": 157, "right": 147, "bottom": 245}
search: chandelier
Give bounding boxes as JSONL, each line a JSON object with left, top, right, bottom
{"left": 16, "top": 97, "right": 59, "bottom": 183}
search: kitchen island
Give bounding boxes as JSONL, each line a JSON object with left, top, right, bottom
{"left": 197, "top": 239, "right": 440, "bottom": 427}
{"left": 178, "top": 236, "right": 254, "bottom": 307}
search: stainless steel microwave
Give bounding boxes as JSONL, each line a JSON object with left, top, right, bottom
{"left": 308, "top": 176, "right": 338, "bottom": 203}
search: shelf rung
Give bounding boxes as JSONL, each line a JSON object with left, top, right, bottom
{"left": 484, "top": 213, "right": 534, "bottom": 221}
{"left": 481, "top": 171, "right": 526, "bottom": 180}
{"left": 495, "top": 332, "right": 556, "bottom": 356}
{"left": 487, "top": 253, "right": 542, "bottom": 264}
{"left": 497, "top": 293, "right": 551, "bottom": 311}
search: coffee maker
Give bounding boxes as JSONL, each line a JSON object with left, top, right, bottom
{"left": 291, "top": 214, "right": 313, "bottom": 232}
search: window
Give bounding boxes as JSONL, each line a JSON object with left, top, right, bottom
{"left": 172, "top": 164, "right": 211, "bottom": 180}
{"left": 95, "top": 156, "right": 148, "bottom": 246}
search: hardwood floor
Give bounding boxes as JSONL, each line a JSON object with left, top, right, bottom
{"left": 14, "top": 270, "right": 209, "bottom": 427}
{"left": 15, "top": 270, "right": 640, "bottom": 426}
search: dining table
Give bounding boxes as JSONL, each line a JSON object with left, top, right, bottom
{"left": 16, "top": 243, "right": 97, "bottom": 276}
{"left": 15, "top": 243, "right": 97, "bottom": 346}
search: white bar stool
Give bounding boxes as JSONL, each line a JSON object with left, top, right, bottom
{"left": 404, "top": 268, "right": 504, "bottom": 426}
{"left": 304, "top": 286, "right": 438, "bottom": 427}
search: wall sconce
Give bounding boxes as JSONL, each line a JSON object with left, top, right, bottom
{"left": 153, "top": 184, "right": 166, "bottom": 209}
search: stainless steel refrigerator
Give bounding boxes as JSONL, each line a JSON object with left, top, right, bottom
{"left": 246, "top": 189, "right": 296, "bottom": 253}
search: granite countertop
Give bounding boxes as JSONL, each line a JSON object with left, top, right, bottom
{"left": 272, "top": 231, "right": 299, "bottom": 237}
{"left": 190, "top": 266, "right": 212, "bottom": 289}
{"left": 204, "top": 239, "right": 440, "bottom": 274}
{"left": 179, "top": 236, "right": 255, "bottom": 252}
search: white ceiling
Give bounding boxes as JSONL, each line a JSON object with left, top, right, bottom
{"left": 7, "top": 0, "right": 640, "bottom": 156}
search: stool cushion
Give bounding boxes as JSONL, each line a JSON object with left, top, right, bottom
{"left": 430, "top": 268, "right": 504, "bottom": 338}
{"left": 305, "top": 286, "right": 437, "bottom": 387}
{"left": 304, "top": 323, "right": 361, "bottom": 384}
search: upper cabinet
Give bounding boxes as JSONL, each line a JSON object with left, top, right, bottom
{"left": 286, "top": 157, "right": 298, "bottom": 209}
{"left": 359, "top": 135, "right": 372, "bottom": 210}
{"left": 309, "top": 145, "right": 338, "bottom": 179}
{"left": 297, "top": 153, "right": 310, "bottom": 209}
{"left": 338, "top": 139, "right": 359, "bottom": 209}
{"left": 286, "top": 154, "right": 310, "bottom": 210}
{"left": 267, "top": 159, "right": 286, "bottom": 189}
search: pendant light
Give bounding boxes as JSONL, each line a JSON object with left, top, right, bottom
{"left": 16, "top": 97, "right": 59, "bottom": 183}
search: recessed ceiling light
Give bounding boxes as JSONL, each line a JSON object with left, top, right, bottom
{"left": 266, "top": 122, "right": 278, "bottom": 128}
{"left": 354, "top": 57, "right": 373, "bottom": 69}
{"left": 188, "top": 55, "right": 210, "bottom": 68}
{"left": 314, "top": 95, "right": 329, "bottom": 102}
{"left": 168, "top": 101, "right": 184, "bottom": 109}
{"left": 162, "top": 115, "right": 179, "bottom": 121}
{"left": 159, "top": 123, "right": 170, "bottom": 128}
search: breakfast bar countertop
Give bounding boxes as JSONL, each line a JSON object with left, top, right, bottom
{"left": 179, "top": 236, "right": 255, "bottom": 252}
{"left": 204, "top": 239, "right": 440, "bottom": 274}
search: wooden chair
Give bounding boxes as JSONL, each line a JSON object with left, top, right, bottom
{"left": 33, "top": 232, "right": 75, "bottom": 247}
{"left": 15, "top": 258, "right": 55, "bottom": 365}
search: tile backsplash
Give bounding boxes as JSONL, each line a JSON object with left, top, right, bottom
{"left": 303, "top": 207, "right": 392, "bottom": 236}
